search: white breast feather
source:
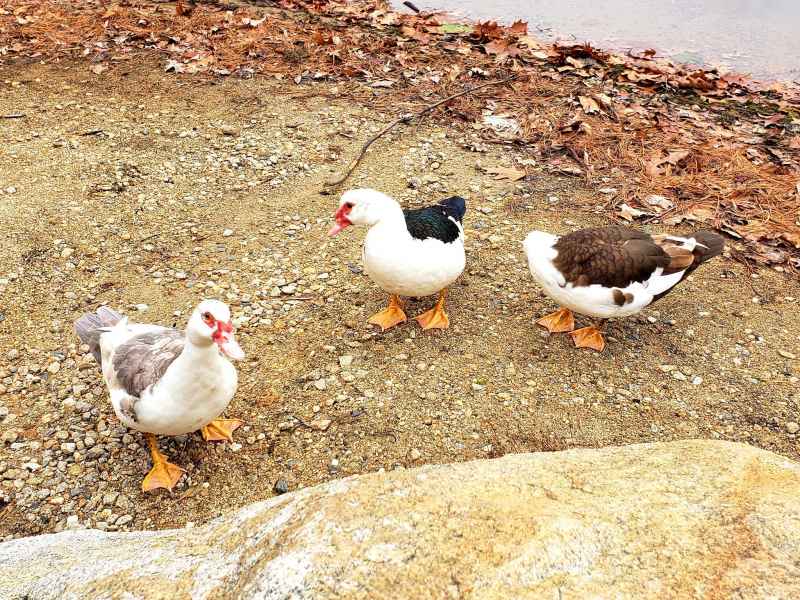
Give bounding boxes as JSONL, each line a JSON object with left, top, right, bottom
{"left": 363, "top": 222, "right": 466, "bottom": 297}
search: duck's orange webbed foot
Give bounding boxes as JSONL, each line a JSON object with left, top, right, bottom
{"left": 368, "top": 294, "right": 408, "bottom": 331}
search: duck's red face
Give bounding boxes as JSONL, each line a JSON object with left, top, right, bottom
{"left": 328, "top": 202, "right": 353, "bottom": 237}
{"left": 202, "top": 311, "right": 245, "bottom": 360}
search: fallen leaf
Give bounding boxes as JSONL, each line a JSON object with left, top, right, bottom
{"left": 487, "top": 166, "right": 526, "bottom": 181}
{"left": 401, "top": 25, "right": 430, "bottom": 44}
{"left": 242, "top": 17, "right": 266, "bottom": 27}
{"left": 578, "top": 95, "right": 600, "bottom": 114}
{"left": 509, "top": 20, "right": 528, "bottom": 35}
{"left": 646, "top": 149, "right": 691, "bottom": 176}
{"left": 592, "top": 93, "right": 613, "bottom": 110}
{"left": 484, "top": 39, "right": 509, "bottom": 56}
{"left": 617, "top": 203, "right": 649, "bottom": 221}
{"left": 437, "top": 23, "right": 472, "bottom": 34}
{"left": 665, "top": 206, "right": 716, "bottom": 225}
{"left": 644, "top": 194, "right": 674, "bottom": 211}
{"left": 164, "top": 59, "right": 185, "bottom": 73}
{"left": 472, "top": 21, "right": 503, "bottom": 40}
{"left": 780, "top": 231, "right": 800, "bottom": 249}
{"left": 516, "top": 35, "right": 541, "bottom": 49}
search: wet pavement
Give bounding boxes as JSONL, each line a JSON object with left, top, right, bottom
{"left": 394, "top": 0, "right": 800, "bottom": 81}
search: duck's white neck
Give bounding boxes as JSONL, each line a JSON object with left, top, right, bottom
{"left": 366, "top": 203, "right": 409, "bottom": 240}
{"left": 176, "top": 337, "right": 224, "bottom": 371}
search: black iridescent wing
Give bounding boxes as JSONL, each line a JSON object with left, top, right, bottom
{"left": 403, "top": 196, "right": 466, "bottom": 244}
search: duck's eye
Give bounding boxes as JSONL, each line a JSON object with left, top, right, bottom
{"left": 345, "top": 202, "right": 354, "bottom": 209}
{"left": 202, "top": 311, "right": 214, "bottom": 325}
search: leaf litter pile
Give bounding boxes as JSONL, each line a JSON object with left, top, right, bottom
{"left": 2, "top": 0, "right": 799, "bottom": 270}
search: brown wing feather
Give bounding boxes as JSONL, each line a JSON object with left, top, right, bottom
{"left": 553, "top": 226, "right": 670, "bottom": 288}
{"left": 112, "top": 329, "right": 185, "bottom": 398}
{"left": 660, "top": 245, "right": 695, "bottom": 273}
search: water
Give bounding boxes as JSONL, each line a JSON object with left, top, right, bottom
{"left": 394, "top": 0, "right": 800, "bottom": 81}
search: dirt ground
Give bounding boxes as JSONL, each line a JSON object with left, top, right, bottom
{"left": 0, "top": 61, "right": 798, "bottom": 539}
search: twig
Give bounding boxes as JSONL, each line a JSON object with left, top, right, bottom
{"left": 1, "top": 113, "right": 25, "bottom": 119}
{"left": 324, "top": 74, "right": 518, "bottom": 188}
{"left": 402, "top": 1, "right": 421, "bottom": 13}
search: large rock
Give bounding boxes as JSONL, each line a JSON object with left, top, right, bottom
{"left": 1, "top": 440, "right": 799, "bottom": 599}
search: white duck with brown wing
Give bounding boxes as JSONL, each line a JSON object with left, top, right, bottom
{"left": 329, "top": 188, "right": 467, "bottom": 331}
{"left": 523, "top": 226, "right": 724, "bottom": 352}
{"left": 74, "top": 299, "right": 245, "bottom": 491}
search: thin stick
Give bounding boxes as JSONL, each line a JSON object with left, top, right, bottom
{"left": 324, "top": 74, "right": 518, "bottom": 188}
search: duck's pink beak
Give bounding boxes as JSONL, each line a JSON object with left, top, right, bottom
{"left": 214, "top": 321, "right": 245, "bottom": 361}
{"left": 328, "top": 204, "right": 353, "bottom": 236}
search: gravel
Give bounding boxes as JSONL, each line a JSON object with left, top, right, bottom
{"left": 0, "top": 62, "right": 798, "bottom": 541}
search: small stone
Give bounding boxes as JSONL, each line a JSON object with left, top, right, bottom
{"left": 220, "top": 125, "right": 239, "bottom": 136}
{"left": 6, "top": 349, "right": 19, "bottom": 361}
{"left": 65, "top": 515, "right": 81, "bottom": 530}
{"left": 787, "top": 422, "right": 799, "bottom": 434}
{"left": 273, "top": 479, "right": 289, "bottom": 494}
{"left": 47, "top": 362, "right": 61, "bottom": 374}
{"left": 115, "top": 515, "right": 133, "bottom": 527}
{"left": 312, "top": 379, "right": 327, "bottom": 391}
{"left": 339, "top": 355, "right": 354, "bottom": 368}
{"left": 135, "top": 304, "right": 149, "bottom": 313}
{"left": 60, "top": 442, "right": 77, "bottom": 453}
{"left": 778, "top": 350, "right": 797, "bottom": 360}
{"left": 223, "top": 229, "right": 234, "bottom": 237}
{"left": 311, "top": 419, "right": 332, "bottom": 431}
{"left": 409, "top": 448, "right": 422, "bottom": 460}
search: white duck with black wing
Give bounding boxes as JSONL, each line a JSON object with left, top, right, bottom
{"left": 329, "top": 188, "right": 466, "bottom": 331}
{"left": 523, "top": 225, "right": 724, "bottom": 352}
{"left": 74, "top": 299, "right": 245, "bottom": 492}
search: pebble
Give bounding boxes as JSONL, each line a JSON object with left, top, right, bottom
{"left": 273, "top": 479, "right": 289, "bottom": 494}
{"left": 787, "top": 422, "right": 799, "bottom": 434}
{"left": 409, "top": 448, "right": 422, "bottom": 460}
{"left": 223, "top": 229, "right": 234, "bottom": 237}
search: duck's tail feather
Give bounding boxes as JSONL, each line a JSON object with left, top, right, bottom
{"left": 74, "top": 306, "right": 123, "bottom": 365}
{"left": 650, "top": 230, "right": 724, "bottom": 303}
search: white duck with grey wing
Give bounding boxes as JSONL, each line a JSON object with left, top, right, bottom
{"left": 100, "top": 303, "right": 239, "bottom": 435}
{"left": 126, "top": 341, "right": 237, "bottom": 436}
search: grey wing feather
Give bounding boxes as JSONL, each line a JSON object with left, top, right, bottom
{"left": 112, "top": 329, "right": 185, "bottom": 397}
{"left": 74, "top": 306, "right": 124, "bottom": 364}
